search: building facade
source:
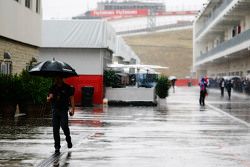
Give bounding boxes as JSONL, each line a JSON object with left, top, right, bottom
{"left": 193, "top": 0, "right": 250, "bottom": 78}
{"left": 40, "top": 20, "right": 116, "bottom": 105}
{"left": 41, "top": 20, "right": 140, "bottom": 105}
{"left": 0, "top": 0, "right": 42, "bottom": 74}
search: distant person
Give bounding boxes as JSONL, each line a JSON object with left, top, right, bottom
{"left": 47, "top": 76, "right": 75, "bottom": 154}
{"left": 226, "top": 80, "right": 233, "bottom": 100}
{"left": 219, "top": 78, "right": 225, "bottom": 97}
{"left": 171, "top": 79, "right": 176, "bottom": 93}
{"left": 199, "top": 78, "right": 207, "bottom": 106}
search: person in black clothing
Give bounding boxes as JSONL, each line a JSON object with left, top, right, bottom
{"left": 219, "top": 78, "right": 225, "bottom": 97}
{"left": 47, "top": 77, "right": 75, "bottom": 153}
{"left": 199, "top": 78, "right": 207, "bottom": 106}
{"left": 226, "top": 80, "right": 233, "bottom": 100}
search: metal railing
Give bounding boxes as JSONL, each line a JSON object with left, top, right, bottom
{"left": 117, "top": 22, "right": 193, "bottom": 35}
{"left": 196, "top": 28, "right": 250, "bottom": 62}
{"left": 195, "top": 0, "right": 233, "bottom": 38}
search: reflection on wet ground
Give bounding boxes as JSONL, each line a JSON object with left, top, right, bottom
{"left": 206, "top": 88, "right": 250, "bottom": 123}
{"left": 0, "top": 87, "right": 250, "bottom": 167}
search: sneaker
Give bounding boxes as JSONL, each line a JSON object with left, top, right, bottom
{"left": 55, "top": 149, "right": 60, "bottom": 154}
{"left": 68, "top": 142, "right": 73, "bottom": 149}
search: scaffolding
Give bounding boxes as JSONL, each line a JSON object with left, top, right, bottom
{"left": 147, "top": 8, "right": 157, "bottom": 31}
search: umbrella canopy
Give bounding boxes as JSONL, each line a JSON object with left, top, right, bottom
{"left": 29, "top": 59, "right": 78, "bottom": 78}
{"left": 107, "top": 64, "right": 168, "bottom": 69}
{"left": 169, "top": 76, "right": 177, "bottom": 80}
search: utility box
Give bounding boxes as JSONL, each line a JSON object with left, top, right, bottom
{"left": 82, "top": 86, "right": 94, "bottom": 107}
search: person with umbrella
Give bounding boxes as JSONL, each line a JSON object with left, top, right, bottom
{"left": 29, "top": 59, "right": 77, "bottom": 153}
{"left": 47, "top": 76, "right": 75, "bottom": 153}
{"left": 169, "top": 76, "right": 177, "bottom": 93}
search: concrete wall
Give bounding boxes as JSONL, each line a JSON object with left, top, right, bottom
{"left": 0, "top": 36, "right": 39, "bottom": 74}
{"left": 106, "top": 87, "right": 155, "bottom": 102}
{"left": 39, "top": 48, "right": 110, "bottom": 75}
{"left": 40, "top": 48, "right": 113, "bottom": 105}
{"left": 103, "top": 49, "right": 113, "bottom": 70}
{"left": 0, "top": 0, "right": 42, "bottom": 46}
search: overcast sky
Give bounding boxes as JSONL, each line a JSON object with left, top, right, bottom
{"left": 42, "top": 0, "right": 207, "bottom": 20}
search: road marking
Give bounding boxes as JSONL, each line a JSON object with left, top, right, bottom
{"left": 207, "top": 103, "right": 250, "bottom": 128}
{"left": 37, "top": 151, "right": 64, "bottom": 167}
{"left": 36, "top": 133, "right": 90, "bottom": 167}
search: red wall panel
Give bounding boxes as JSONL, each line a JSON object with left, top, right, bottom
{"left": 175, "top": 79, "right": 199, "bottom": 86}
{"left": 65, "top": 75, "right": 103, "bottom": 105}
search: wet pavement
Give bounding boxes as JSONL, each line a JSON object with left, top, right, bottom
{"left": 0, "top": 87, "right": 250, "bottom": 167}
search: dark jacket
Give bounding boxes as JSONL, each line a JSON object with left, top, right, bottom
{"left": 49, "top": 83, "right": 74, "bottom": 110}
{"left": 226, "top": 81, "right": 233, "bottom": 91}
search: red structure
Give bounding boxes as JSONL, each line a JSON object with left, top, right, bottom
{"left": 176, "top": 79, "right": 199, "bottom": 86}
{"left": 65, "top": 75, "right": 104, "bottom": 105}
{"left": 88, "top": 9, "right": 198, "bottom": 20}
{"left": 90, "top": 9, "right": 149, "bottom": 17}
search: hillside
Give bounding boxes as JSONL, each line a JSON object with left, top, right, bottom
{"left": 124, "top": 28, "right": 193, "bottom": 79}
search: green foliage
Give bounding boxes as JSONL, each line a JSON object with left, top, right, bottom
{"left": 104, "top": 70, "right": 117, "bottom": 87}
{"left": 0, "top": 70, "right": 52, "bottom": 105}
{"left": 155, "top": 75, "right": 171, "bottom": 98}
{"left": 0, "top": 74, "right": 21, "bottom": 103}
{"left": 19, "top": 70, "right": 52, "bottom": 104}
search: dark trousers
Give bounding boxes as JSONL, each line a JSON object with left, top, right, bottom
{"left": 199, "top": 90, "right": 206, "bottom": 106}
{"left": 221, "top": 87, "right": 224, "bottom": 97}
{"left": 52, "top": 109, "right": 71, "bottom": 149}
{"left": 227, "top": 89, "right": 231, "bottom": 99}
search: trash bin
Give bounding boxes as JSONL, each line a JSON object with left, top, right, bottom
{"left": 82, "top": 86, "right": 94, "bottom": 107}
{"left": 188, "top": 81, "right": 192, "bottom": 87}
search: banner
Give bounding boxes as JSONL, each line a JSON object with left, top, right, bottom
{"left": 90, "top": 9, "right": 149, "bottom": 17}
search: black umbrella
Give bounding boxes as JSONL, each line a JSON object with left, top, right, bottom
{"left": 29, "top": 59, "right": 78, "bottom": 78}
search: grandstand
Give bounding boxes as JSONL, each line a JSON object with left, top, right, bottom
{"left": 97, "top": 1, "right": 165, "bottom": 11}
{"left": 72, "top": 1, "right": 198, "bottom": 34}
{"left": 73, "top": 0, "right": 198, "bottom": 20}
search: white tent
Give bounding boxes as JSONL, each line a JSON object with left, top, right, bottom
{"left": 125, "top": 64, "right": 168, "bottom": 69}
{"left": 107, "top": 63, "right": 168, "bottom": 69}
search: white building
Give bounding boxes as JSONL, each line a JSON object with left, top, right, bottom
{"left": 40, "top": 20, "right": 140, "bottom": 105}
{"left": 193, "top": 0, "right": 250, "bottom": 78}
{"left": 40, "top": 20, "right": 116, "bottom": 105}
{"left": 0, "top": 0, "right": 42, "bottom": 74}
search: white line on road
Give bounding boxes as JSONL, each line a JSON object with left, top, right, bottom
{"left": 207, "top": 103, "right": 250, "bottom": 128}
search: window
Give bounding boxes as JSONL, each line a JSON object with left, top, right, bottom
{"left": 0, "top": 61, "right": 12, "bottom": 75}
{"left": 25, "top": 0, "right": 32, "bottom": 9}
{"left": 36, "top": 0, "right": 40, "bottom": 13}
